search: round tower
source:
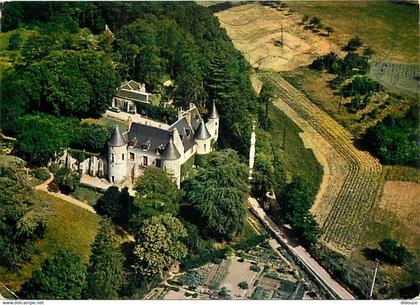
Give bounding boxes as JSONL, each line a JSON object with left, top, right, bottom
{"left": 195, "top": 120, "right": 212, "bottom": 155}
{"left": 108, "top": 125, "right": 128, "bottom": 184}
{"left": 207, "top": 102, "right": 219, "bottom": 141}
{"left": 161, "top": 136, "right": 182, "bottom": 187}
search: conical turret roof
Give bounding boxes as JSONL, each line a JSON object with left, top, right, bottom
{"left": 194, "top": 120, "right": 211, "bottom": 140}
{"left": 208, "top": 102, "right": 219, "bottom": 119}
{"left": 108, "top": 125, "right": 126, "bottom": 146}
{"left": 161, "top": 137, "right": 181, "bottom": 160}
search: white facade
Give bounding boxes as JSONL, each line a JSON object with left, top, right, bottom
{"left": 107, "top": 103, "right": 219, "bottom": 187}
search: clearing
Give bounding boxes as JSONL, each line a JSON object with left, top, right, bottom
{"left": 215, "top": 3, "right": 343, "bottom": 71}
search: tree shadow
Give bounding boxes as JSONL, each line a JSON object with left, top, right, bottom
{"left": 362, "top": 247, "right": 383, "bottom": 262}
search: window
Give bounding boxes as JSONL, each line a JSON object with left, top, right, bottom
{"left": 122, "top": 153, "right": 124, "bottom": 160}
{"left": 186, "top": 129, "right": 191, "bottom": 137}
{"left": 111, "top": 176, "right": 115, "bottom": 183}
{"left": 129, "top": 152, "right": 135, "bottom": 161}
{"left": 143, "top": 156, "right": 148, "bottom": 166}
{"left": 204, "top": 144, "right": 207, "bottom": 152}
{"left": 111, "top": 154, "right": 114, "bottom": 162}
{"left": 156, "top": 159, "right": 162, "bottom": 168}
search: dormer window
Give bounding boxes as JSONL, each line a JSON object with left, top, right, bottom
{"left": 156, "top": 144, "right": 164, "bottom": 155}
{"left": 142, "top": 140, "right": 151, "bottom": 151}
{"left": 185, "top": 129, "right": 191, "bottom": 137}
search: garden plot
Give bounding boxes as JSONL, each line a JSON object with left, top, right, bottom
{"left": 369, "top": 61, "right": 419, "bottom": 93}
{"left": 216, "top": 258, "right": 260, "bottom": 299}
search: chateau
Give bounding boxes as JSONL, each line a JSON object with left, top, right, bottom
{"left": 108, "top": 102, "right": 219, "bottom": 187}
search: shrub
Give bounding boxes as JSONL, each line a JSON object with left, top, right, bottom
{"left": 50, "top": 166, "right": 81, "bottom": 194}
{"left": 8, "top": 32, "right": 21, "bottom": 50}
{"left": 218, "top": 287, "right": 231, "bottom": 299}
{"left": 379, "top": 238, "right": 414, "bottom": 265}
{"left": 32, "top": 168, "right": 50, "bottom": 181}
{"left": 238, "top": 281, "right": 249, "bottom": 289}
{"left": 178, "top": 270, "right": 206, "bottom": 287}
{"left": 250, "top": 265, "right": 261, "bottom": 272}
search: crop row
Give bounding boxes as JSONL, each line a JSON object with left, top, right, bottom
{"left": 261, "top": 73, "right": 382, "bottom": 252}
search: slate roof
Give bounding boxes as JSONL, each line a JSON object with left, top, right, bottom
{"left": 186, "top": 107, "right": 202, "bottom": 131}
{"left": 127, "top": 123, "right": 170, "bottom": 155}
{"left": 161, "top": 138, "right": 181, "bottom": 160}
{"left": 109, "top": 125, "right": 127, "bottom": 146}
{"left": 115, "top": 90, "right": 149, "bottom": 103}
{"left": 195, "top": 121, "right": 211, "bottom": 140}
{"left": 208, "top": 102, "right": 219, "bottom": 119}
{"left": 169, "top": 118, "right": 195, "bottom": 152}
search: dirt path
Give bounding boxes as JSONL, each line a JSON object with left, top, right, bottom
{"left": 260, "top": 73, "right": 383, "bottom": 253}
{"left": 35, "top": 175, "right": 96, "bottom": 213}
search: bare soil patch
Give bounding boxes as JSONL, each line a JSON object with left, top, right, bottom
{"left": 215, "top": 3, "right": 342, "bottom": 71}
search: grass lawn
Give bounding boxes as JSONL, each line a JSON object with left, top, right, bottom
{"left": 71, "top": 185, "right": 103, "bottom": 207}
{"left": 0, "top": 190, "right": 100, "bottom": 292}
{"left": 83, "top": 116, "right": 129, "bottom": 132}
{"left": 285, "top": 0, "right": 419, "bottom": 64}
{"left": 257, "top": 104, "right": 323, "bottom": 195}
{"left": 0, "top": 29, "right": 38, "bottom": 74}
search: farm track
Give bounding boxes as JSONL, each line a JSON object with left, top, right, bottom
{"left": 260, "top": 72, "right": 383, "bottom": 252}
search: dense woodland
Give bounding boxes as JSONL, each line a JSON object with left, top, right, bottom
{"left": 1, "top": 1, "right": 258, "bottom": 156}
{"left": 0, "top": 1, "right": 275, "bottom": 299}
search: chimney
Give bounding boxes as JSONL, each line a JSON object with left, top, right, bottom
{"left": 177, "top": 108, "right": 184, "bottom": 121}
{"left": 127, "top": 116, "right": 132, "bottom": 130}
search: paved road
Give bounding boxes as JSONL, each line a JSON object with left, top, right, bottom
{"left": 248, "top": 197, "right": 355, "bottom": 300}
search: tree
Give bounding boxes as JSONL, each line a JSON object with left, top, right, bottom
{"left": 379, "top": 238, "right": 414, "bottom": 265}
{"left": 258, "top": 81, "right": 274, "bottom": 130}
{"left": 52, "top": 167, "right": 81, "bottom": 194}
{"left": 20, "top": 249, "right": 87, "bottom": 299}
{"left": 95, "top": 186, "right": 132, "bottom": 226}
{"left": 309, "top": 17, "right": 322, "bottom": 28}
{"left": 343, "top": 36, "right": 363, "bottom": 52}
{"left": 325, "top": 26, "right": 334, "bottom": 36}
{"left": 72, "top": 123, "right": 111, "bottom": 152}
{"left": 85, "top": 218, "right": 126, "bottom": 299}
{"left": 14, "top": 114, "right": 74, "bottom": 165}
{"left": 131, "top": 214, "right": 187, "bottom": 281}
{"left": 130, "top": 168, "right": 183, "bottom": 231}
{"left": 185, "top": 150, "right": 248, "bottom": 240}
{"left": 281, "top": 176, "right": 321, "bottom": 247}
{"left": 364, "top": 107, "right": 418, "bottom": 165}
{"left": 0, "top": 155, "right": 47, "bottom": 271}
{"left": 251, "top": 154, "right": 274, "bottom": 200}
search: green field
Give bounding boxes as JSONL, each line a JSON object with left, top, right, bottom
{"left": 256, "top": 104, "right": 323, "bottom": 195}
{"left": 0, "top": 191, "right": 100, "bottom": 292}
{"left": 285, "top": 0, "right": 419, "bottom": 64}
{"left": 72, "top": 185, "right": 103, "bottom": 207}
{"left": 83, "top": 116, "right": 129, "bottom": 132}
